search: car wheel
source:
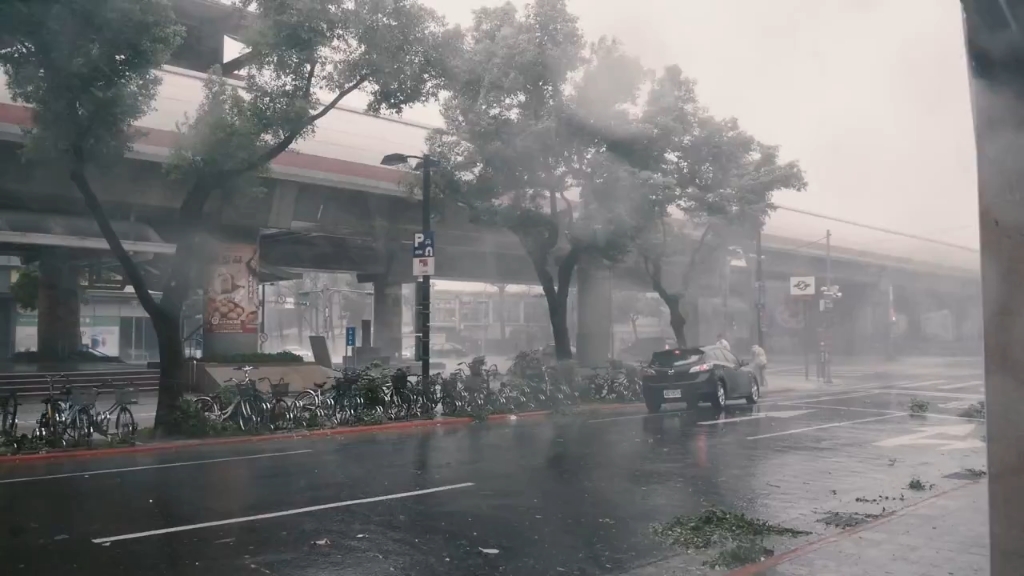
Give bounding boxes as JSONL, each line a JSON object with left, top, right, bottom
{"left": 645, "top": 396, "right": 662, "bottom": 413}
{"left": 711, "top": 377, "right": 727, "bottom": 410}
{"left": 745, "top": 375, "right": 760, "bottom": 405}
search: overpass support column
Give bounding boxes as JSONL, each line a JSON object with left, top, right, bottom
{"left": 965, "top": 10, "right": 1024, "bottom": 575}
{"left": 37, "top": 249, "right": 81, "bottom": 361}
{"left": 576, "top": 260, "right": 612, "bottom": 366}
{"left": 372, "top": 280, "right": 403, "bottom": 359}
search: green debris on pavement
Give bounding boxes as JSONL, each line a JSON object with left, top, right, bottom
{"left": 963, "top": 468, "right": 987, "bottom": 478}
{"left": 907, "top": 477, "right": 934, "bottom": 491}
{"left": 652, "top": 507, "right": 809, "bottom": 569}
{"left": 958, "top": 402, "right": 986, "bottom": 419}
{"left": 818, "top": 511, "right": 882, "bottom": 529}
{"left": 908, "top": 398, "right": 930, "bottom": 415}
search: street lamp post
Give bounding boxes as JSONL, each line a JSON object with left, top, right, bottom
{"left": 381, "top": 152, "right": 434, "bottom": 379}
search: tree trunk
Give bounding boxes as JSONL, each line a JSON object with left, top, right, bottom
{"left": 497, "top": 285, "right": 507, "bottom": 341}
{"left": 69, "top": 163, "right": 188, "bottom": 432}
{"left": 646, "top": 258, "right": 688, "bottom": 348}
{"left": 36, "top": 251, "right": 81, "bottom": 361}
{"left": 630, "top": 316, "right": 639, "bottom": 342}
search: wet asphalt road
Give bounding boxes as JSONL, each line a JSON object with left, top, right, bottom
{"left": 0, "top": 366, "right": 988, "bottom": 576}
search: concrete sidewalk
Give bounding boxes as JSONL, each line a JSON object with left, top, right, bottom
{"left": 741, "top": 480, "right": 989, "bottom": 576}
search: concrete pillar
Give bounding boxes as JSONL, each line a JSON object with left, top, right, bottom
{"left": 965, "top": 8, "right": 1024, "bottom": 575}
{"left": 373, "top": 281, "right": 403, "bottom": 358}
{"left": 576, "top": 261, "right": 612, "bottom": 366}
{"left": 203, "top": 240, "right": 260, "bottom": 357}
{"left": 37, "top": 250, "right": 81, "bottom": 361}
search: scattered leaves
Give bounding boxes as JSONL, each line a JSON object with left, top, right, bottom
{"left": 652, "top": 507, "right": 809, "bottom": 551}
{"left": 818, "top": 511, "right": 881, "bottom": 529}
{"left": 909, "top": 398, "right": 930, "bottom": 415}
{"left": 958, "top": 402, "right": 985, "bottom": 420}
{"left": 907, "top": 477, "right": 934, "bottom": 491}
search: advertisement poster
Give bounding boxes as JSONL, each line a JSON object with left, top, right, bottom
{"left": 205, "top": 243, "right": 260, "bottom": 334}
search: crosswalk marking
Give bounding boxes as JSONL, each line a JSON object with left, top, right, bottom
{"left": 938, "top": 381, "right": 984, "bottom": 390}
{"left": 898, "top": 380, "right": 947, "bottom": 388}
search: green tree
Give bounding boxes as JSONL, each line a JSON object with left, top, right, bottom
{"left": 631, "top": 66, "right": 807, "bottom": 346}
{"left": 428, "top": 1, "right": 646, "bottom": 360}
{"left": 1, "top": 0, "right": 456, "bottom": 429}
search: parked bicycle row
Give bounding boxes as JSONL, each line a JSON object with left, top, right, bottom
{"left": 189, "top": 353, "right": 644, "bottom": 435}
{"left": 1, "top": 374, "right": 139, "bottom": 450}
{"left": 0, "top": 351, "right": 644, "bottom": 447}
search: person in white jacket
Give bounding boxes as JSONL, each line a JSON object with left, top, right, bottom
{"left": 751, "top": 344, "right": 768, "bottom": 388}
{"left": 716, "top": 334, "right": 731, "bottom": 351}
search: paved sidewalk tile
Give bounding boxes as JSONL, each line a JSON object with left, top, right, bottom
{"left": 762, "top": 481, "right": 989, "bottom": 576}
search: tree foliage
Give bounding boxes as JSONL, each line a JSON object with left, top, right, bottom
{"left": 428, "top": 0, "right": 649, "bottom": 360}
{"left": 0, "top": 0, "right": 457, "bottom": 430}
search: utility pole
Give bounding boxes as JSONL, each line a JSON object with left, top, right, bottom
{"left": 755, "top": 228, "right": 765, "bottom": 349}
{"left": 420, "top": 154, "right": 432, "bottom": 381}
{"left": 824, "top": 229, "right": 833, "bottom": 384}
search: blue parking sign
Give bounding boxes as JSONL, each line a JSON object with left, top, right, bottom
{"left": 345, "top": 326, "right": 357, "bottom": 347}
{"left": 412, "top": 231, "right": 435, "bottom": 258}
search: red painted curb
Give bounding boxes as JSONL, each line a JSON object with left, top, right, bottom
{"left": 0, "top": 402, "right": 638, "bottom": 465}
{"left": 724, "top": 480, "right": 980, "bottom": 576}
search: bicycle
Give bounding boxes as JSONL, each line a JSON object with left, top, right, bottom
{"left": 193, "top": 366, "right": 263, "bottom": 432}
{"left": 258, "top": 377, "right": 294, "bottom": 430}
{"left": 293, "top": 380, "right": 336, "bottom": 428}
{"left": 82, "top": 382, "right": 139, "bottom": 443}
{"left": 1, "top": 391, "right": 19, "bottom": 441}
{"left": 31, "top": 374, "right": 71, "bottom": 446}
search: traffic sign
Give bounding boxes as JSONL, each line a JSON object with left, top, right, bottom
{"left": 259, "top": 332, "right": 269, "bottom": 343}
{"left": 413, "top": 256, "right": 435, "bottom": 276}
{"left": 345, "top": 326, "right": 357, "bottom": 347}
{"left": 790, "top": 276, "right": 815, "bottom": 296}
{"left": 413, "top": 231, "right": 435, "bottom": 258}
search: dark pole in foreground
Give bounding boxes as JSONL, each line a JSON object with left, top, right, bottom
{"left": 963, "top": 4, "right": 1024, "bottom": 573}
{"left": 421, "top": 154, "right": 431, "bottom": 379}
{"left": 755, "top": 228, "right": 764, "bottom": 349}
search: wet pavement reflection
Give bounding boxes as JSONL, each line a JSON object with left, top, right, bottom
{"left": 0, "top": 367, "right": 988, "bottom": 575}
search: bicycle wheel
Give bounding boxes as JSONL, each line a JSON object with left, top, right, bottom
{"left": 68, "top": 409, "right": 92, "bottom": 447}
{"left": 269, "top": 398, "right": 292, "bottom": 430}
{"left": 192, "top": 396, "right": 219, "bottom": 419}
{"left": 115, "top": 406, "right": 137, "bottom": 442}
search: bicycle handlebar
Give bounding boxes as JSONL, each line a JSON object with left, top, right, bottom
{"left": 234, "top": 365, "right": 257, "bottom": 372}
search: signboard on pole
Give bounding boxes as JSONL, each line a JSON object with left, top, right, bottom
{"left": 345, "top": 326, "right": 357, "bottom": 347}
{"left": 205, "top": 243, "right": 260, "bottom": 333}
{"left": 412, "top": 232, "right": 435, "bottom": 257}
{"left": 412, "top": 232, "right": 436, "bottom": 277}
{"left": 789, "top": 276, "right": 816, "bottom": 297}
{"left": 413, "top": 256, "right": 435, "bottom": 276}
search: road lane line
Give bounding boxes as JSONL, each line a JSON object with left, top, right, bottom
{"left": 92, "top": 482, "right": 476, "bottom": 543}
{"left": 779, "top": 403, "right": 986, "bottom": 422}
{"left": 877, "top": 389, "right": 984, "bottom": 399}
{"left": 0, "top": 450, "right": 313, "bottom": 484}
{"left": 938, "top": 381, "right": 984, "bottom": 390}
{"left": 898, "top": 380, "right": 947, "bottom": 388}
{"left": 746, "top": 414, "right": 905, "bottom": 440}
{"left": 785, "top": 391, "right": 877, "bottom": 403}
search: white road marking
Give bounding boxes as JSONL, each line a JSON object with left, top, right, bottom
{"left": 898, "top": 380, "right": 947, "bottom": 388}
{"left": 0, "top": 450, "right": 313, "bottom": 484}
{"left": 780, "top": 403, "right": 985, "bottom": 422}
{"left": 874, "top": 424, "right": 982, "bottom": 450}
{"left": 746, "top": 413, "right": 905, "bottom": 440}
{"left": 938, "top": 381, "right": 984, "bottom": 390}
{"left": 92, "top": 482, "right": 476, "bottom": 543}
{"left": 876, "top": 389, "right": 984, "bottom": 399}
{"left": 698, "top": 410, "right": 814, "bottom": 425}
{"left": 786, "top": 391, "right": 877, "bottom": 403}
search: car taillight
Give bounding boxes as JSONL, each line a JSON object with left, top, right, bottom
{"left": 689, "top": 363, "right": 712, "bottom": 373}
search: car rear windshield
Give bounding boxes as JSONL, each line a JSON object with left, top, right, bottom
{"left": 651, "top": 348, "right": 705, "bottom": 367}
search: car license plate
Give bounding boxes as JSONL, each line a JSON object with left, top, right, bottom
{"left": 663, "top": 389, "right": 682, "bottom": 398}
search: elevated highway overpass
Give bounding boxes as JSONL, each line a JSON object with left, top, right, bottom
{"left": 0, "top": 0, "right": 981, "bottom": 362}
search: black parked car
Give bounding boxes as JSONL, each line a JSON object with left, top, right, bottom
{"left": 640, "top": 346, "right": 760, "bottom": 413}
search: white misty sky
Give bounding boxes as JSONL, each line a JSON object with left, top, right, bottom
{"left": 386, "top": 0, "right": 980, "bottom": 250}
